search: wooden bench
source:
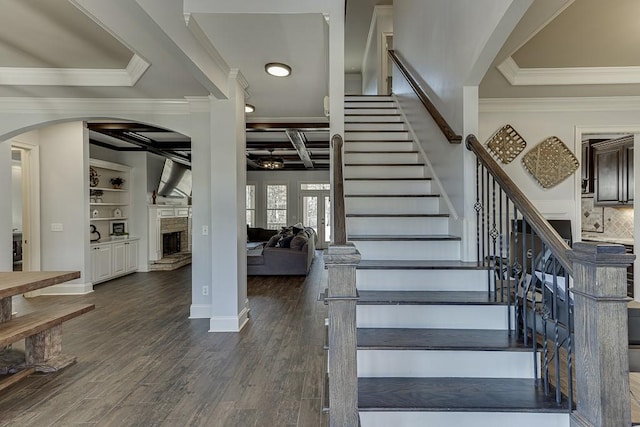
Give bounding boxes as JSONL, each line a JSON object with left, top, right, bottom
{"left": 0, "top": 271, "right": 95, "bottom": 391}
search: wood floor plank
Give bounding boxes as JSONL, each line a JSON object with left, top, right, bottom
{"left": 0, "top": 253, "right": 328, "bottom": 427}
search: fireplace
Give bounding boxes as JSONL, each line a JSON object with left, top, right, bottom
{"left": 162, "top": 232, "right": 182, "bottom": 256}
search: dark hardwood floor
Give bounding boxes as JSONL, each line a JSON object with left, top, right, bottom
{"left": 0, "top": 255, "right": 328, "bottom": 426}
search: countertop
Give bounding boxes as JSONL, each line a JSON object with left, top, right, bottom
{"left": 581, "top": 234, "right": 634, "bottom": 246}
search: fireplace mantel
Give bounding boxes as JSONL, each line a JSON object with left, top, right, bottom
{"left": 148, "top": 206, "right": 191, "bottom": 262}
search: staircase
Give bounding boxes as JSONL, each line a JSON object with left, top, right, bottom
{"left": 340, "top": 95, "right": 570, "bottom": 426}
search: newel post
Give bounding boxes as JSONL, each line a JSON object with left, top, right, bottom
{"left": 568, "top": 242, "right": 634, "bottom": 427}
{"left": 324, "top": 243, "right": 361, "bottom": 427}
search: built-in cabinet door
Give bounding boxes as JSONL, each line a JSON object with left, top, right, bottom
{"left": 125, "top": 240, "right": 138, "bottom": 272}
{"left": 92, "top": 245, "right": 112, "bottom": 283}
{"left": 594, "top": 145, "right": 622, "bottom": 205}
{"left": 625, "top": 144, "right": 634, "bottom": 204}
{"left": 112, "top": 242, "right": 127, "bottom": 276}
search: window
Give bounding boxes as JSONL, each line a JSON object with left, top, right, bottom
{"left": 246, "top": 184, "right": 256, "bottom": 227}
{"left": 266, "top": 184, "right": 287, "bottom": 230}
{"left": 301, "top": 183, "right": 330, "bottom": 190}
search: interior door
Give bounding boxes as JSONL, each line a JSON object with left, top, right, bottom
{"left": 301, "top": 190, "right": 331, "bottom": 250}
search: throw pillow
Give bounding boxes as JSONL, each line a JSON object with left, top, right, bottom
{"left": 266, "top": 234, "right": 280, "bottom": 247}
{"left": 277, "top": 235, "right": 295, "bottom": 248}
{"left": 290, "top": 233, "right": 309, "bottom": 250}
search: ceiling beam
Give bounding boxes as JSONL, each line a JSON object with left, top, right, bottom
{"left": 89, "top": 139, "right": 146, "bottom": 152}
{"left": 93, "top": 129, "right": 191, "bottom": 167}
{"left": 285, "top": 129, "right": 314, "bottom": 169}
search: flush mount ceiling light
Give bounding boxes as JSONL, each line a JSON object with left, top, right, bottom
{"left": 245, "top": 104, "right": 255, "bottom": 113}
{"left": 265, "top": 62, "right": 292, "bottom": 77}
{"left": 258, "top": 149, "right": 285, "bottom": 170}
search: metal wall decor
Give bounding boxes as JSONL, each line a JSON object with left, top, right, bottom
{"left": 485, "top": 124, "right": 527, "bottom": 164}
{"left": 522, "top": 136, "right": 579, "bottom": 189}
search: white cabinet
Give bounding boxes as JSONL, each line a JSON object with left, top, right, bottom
{"left": 90, "top": 237, "right": 139, "bottom": 284}
{"left": 125, "top": 240, "right": 138, "bottom": 272}
{"left": 91, "top": 244, "right": 113, "bottom": 283}
{"left": 112, "top": 242, "right": 127, "bottom": 276}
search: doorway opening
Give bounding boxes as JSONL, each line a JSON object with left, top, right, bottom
{"left": 300, "top": 183, "right": 331, "bottom": 250}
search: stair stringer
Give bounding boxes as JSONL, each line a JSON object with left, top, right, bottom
{"left": 392, "top": 93, "right": 468, "bottom": 253}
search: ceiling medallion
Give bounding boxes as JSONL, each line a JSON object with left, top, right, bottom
{"left": 265, "top": 62, "right": 292, "bottom": 77}
{"left": 258, "top": 149, "right": 285, "bottom": 170}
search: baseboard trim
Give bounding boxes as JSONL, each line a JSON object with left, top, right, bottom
{"left": 189, "top": 304, "right": 211, "bottom": 319}
{"left": 38, "top": 282, "right": 94, "bottom": 295}
{"left": 209, "top": 306, "right": 250, "bottom": 332}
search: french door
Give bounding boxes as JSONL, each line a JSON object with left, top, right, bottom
{"left": 300, "top": 190, "right": 331, "bottom": 250}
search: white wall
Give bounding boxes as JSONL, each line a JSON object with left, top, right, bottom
{"left": 392, "top": 0, "right": 529, "bottom": 258}
{"left": 345, "top": 73, "right": 363, "bottom": 95}
{"left": 37, "top": 122, "right": 90, "bottom": 292}
{"left": 479, "top": 97, "right": 640, "bottom": 243}
{"left": 361, "top": 6, "right": 392, "bottom": 95}
{"left": 246, "top": 169, "right": 330, "bottom": 229}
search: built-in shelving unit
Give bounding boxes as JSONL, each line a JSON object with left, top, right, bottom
{"left": 89, "top": 159, "right": 131, "bottom": 239}
{"left": 89, "top": 159, "right": 138, "bottom": 284}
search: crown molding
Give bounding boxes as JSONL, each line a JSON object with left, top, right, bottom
{"left": 0, "top": 53, "right": 150, "bottom": 87}
{"left": 185, "top": 96, "right": 211, "bottom": 113}
{"left": 498, "top": 56, "right": 640, "bottom": 86}
{"left": 480, "top": 96, "right": 640, "bottom": 113}
{"left": 0, "top": 97, "right": 192, "bottom": 115}
{"left": 184, "top": 13, "right": 231, "bottom": 77}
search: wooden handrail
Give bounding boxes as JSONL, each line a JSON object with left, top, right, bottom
{"left": 466, "top": 134, "right": 573, "bottom": 275}
{"left": 388, "top": 50, "right": 462, "bottom": 144}
{"left": 332, "top": 134, "right": 347, "bottom": 245}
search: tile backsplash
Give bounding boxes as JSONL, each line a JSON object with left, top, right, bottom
{"left": 582, "top": 196, "right": 634, "bottom": 239}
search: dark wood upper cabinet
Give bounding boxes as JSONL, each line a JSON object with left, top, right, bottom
{"left": 593, "top": 135, "right": 634, "bottom": 206}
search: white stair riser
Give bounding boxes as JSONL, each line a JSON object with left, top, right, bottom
{"left": 345, "top": 101, "right": 396, "bottom": 108}
{"left": 359, "top": 412, "right": 569, "bottom": 427}
{"left": 345, "top": 165, "right": 425, "bottom": 179}
{"left": 357, "top": 350, "right": 536, "bottom": 378}
{"left": 345, "top": 152, "right": 420, "bottom": 164}
{"left": 346, "top": 131, "right": 410, "bottom": 141}
{"left": 356, "top": 269, "right": 491, "bottom": 292}
{"left": 345, "top": 108, "right": 399, "bottom": 115}
{"left": 346, "top": 122, "right": 407, "bottom": 131}
{"left": 345, "top": 180, "right": 432, "bottom": 195}
{"left": 353, "top": 240, "right": 460, "bottom": 261}
{"left": 345, "top": 115, "right": 404, "bottom": 123}
{"left": 346, "top": 197, "right": 440, "bottom": 215}
{"left": 344, "top": 142, "right": 415, "bottom": 152}
{"left": 345, "top": 96, "right": 394, "bottom": 102}
{"left": 347, "top": 217, "right": 449, "bottom": 236}
{"left": 356, "top": 305, "right": 509, "bottom": 329}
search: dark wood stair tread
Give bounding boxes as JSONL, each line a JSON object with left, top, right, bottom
{"left": 345, "top": 177, "right": 431, "bottom": 181}
{"left": 347, "top": 214, "right": 449, "bottom": 218}
{"left": 348, "top": 235, "right": 460, "bottom": 241}
{"left": 358, "top": 377, "right": 568, "bottom": 412}
{"left": 345, "top": 114, "right": 402, "bottom": 116}
{"left": 357, "top": 260, "right": 484, "bottom": 270}
{"left": 344, "top": 151, "right": 418, "bottom": 154}
{"left": 358, "top": 290, "right": 500, "bottom": 305}
{"left": 357, "top": 328, "right": 528, "bottom": 351}
{"left": 344, "top": 163, "right": 423, "bottom": 166}
{"left": 345, "top": 194, "right": 439, "bottom": 198}
{"left": 344, "top": 140, "right": 413, "bottom": 143}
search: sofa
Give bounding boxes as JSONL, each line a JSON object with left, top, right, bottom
{"left": 247, "top": 225, "right": 316, "bottom": 275}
